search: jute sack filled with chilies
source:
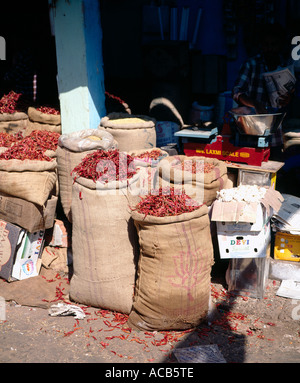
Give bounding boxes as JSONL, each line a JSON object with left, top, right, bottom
{"left": 126, "top": 148, "right": 168, "bottom": 195}
{"left": 99, "top": 112, "right": 156, "bottom": 151}
{"left": 127, "top": 204, "right": 214, "bottom": 331}
{"left": 0, "top": 158, "right": 57, "bottom": 206}
{"left": 56, "top": 129, "right": 117, "bottom": 222}
{"left": 158, "top": 155, "right": 228, "bottom": 206}
{"left": 0, "top": 112, "right": 28, "bottom": 135}
{"left": 70, "top": 174, "right": 140, "bottom": 314}
{"left": 27, "top": 107, "right": 61, "bottom": 134}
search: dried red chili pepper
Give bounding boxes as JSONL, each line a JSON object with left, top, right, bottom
{"left": 0, "top": 130, "right": 59, "bottom": 161}
{"left": 71, "top": 149, "right": 136, "bottom": 183}
{"left": 134, "top": 149, "right": 163, "bottom": 161}
{"left": 0, "top": 91, "right": 22, "bottom": 114}
{"left": 172, "top": 159, "right": 215, "bottom": 174}
{"left": 0, "top": 144, "right": 52, "bottom": 161}
{"left": 133, "top": 187, "right": 201, "bottom": 218}
{"left": 63, "top": 327, "right": 83, "bottom": 337}
{"left": 26, "top": 130, "right": 60, "bottom": 151}
{"left": 36, "top": 106, "right": 60, "bottom": 115}
{"left": 0, "top": 132, "right": 23, "bottom": 147}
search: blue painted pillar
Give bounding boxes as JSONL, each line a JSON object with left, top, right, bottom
{"left": 51, "top": 0, "right": 106, "bottom": 133}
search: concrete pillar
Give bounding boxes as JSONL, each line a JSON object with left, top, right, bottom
{"left": 51, "top": 0, "right": 106, "bottom": 134}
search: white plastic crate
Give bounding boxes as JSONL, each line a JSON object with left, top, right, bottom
{"left": 217, "top": 222, "right": 271, "bottom": 259}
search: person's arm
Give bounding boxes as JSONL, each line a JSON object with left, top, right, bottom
{"left": 277, "top": 89, "right": 295, "bottom": 108}
{"left": 232, "top": 60, "right": 268, "bottom": 114}
{"left": 237, "top": 94, "right": 267, "bottom": 114}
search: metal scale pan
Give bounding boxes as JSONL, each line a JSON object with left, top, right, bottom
{"left": 229, "top": 111, "right": 286, "bottom": 148}
{"left": 229, "top": 111, "right": 285, "bottom": 136}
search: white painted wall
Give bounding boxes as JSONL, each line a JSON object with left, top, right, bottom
{"left": 52, "top": 0, "right": 106, "bottom": 134}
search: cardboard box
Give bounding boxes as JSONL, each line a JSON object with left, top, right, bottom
{"left": 0, "top": 193, "right": 57, "bottom": 233}
{"left": 211, "top": 187, "right": 283, "bottom": 227}
{"left": 12, "top": 230, "right": 44, "bottom": 280}
{"left": 0, "top": 219, "right": 44, "bottom": 282}
{"left": 274, "top": 232, "right": 300, "bottom": 262}
{"left": 0, "top": 220, "right": 24, "bottom": 281}
{"left": 217, "top": 222, "right": 271, "bottom": 259}
{"left": 215, "top": 203, "right": 270, "bottom": 232}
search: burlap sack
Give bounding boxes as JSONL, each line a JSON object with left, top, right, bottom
{"left": 69, "top": 174, "right": 140, "bottom": 314}
{"left": 0, "top": 158, "right": 57, "bottom": 206}
{"left": 26, "top": 120, "right": 61, "bottom": 135}
{"left": 127, "top": 148, "right": 168, "bottom": 167}
{"left": 0, "top": 112, "right": 28, "bottom": 135}
{"left": 127, "top": 204, "right": 214, "bottom": 331}
{"left": 41, "top": 246, "right": 68, "bottom": 274}
{"left": 158, "top": 155, "right": 228, "bottom": 206}
{"left": 26, "top": 107, "right": 61, "bottom": 135}
{"left": 127, "top": 148, "right": 168, "bottom": 196}
{"left": 27, "top": 107, "right": 61, "bottom": 125}
{"left": 99, "top": 112, "right": 156, "bottom": 151}
{"left": 56, "top": 129, "right": 117, "bottom": 221}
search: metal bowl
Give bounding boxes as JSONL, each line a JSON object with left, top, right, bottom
{"left": 229, "top": 112, "right": 285, "bottom": 136}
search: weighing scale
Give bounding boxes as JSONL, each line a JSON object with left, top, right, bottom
{"left": 175, "top": 111, "right": 285, "bottom": 167}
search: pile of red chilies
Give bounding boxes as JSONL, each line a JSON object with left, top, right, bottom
{"left": 36, "top": 106, "right": 60, "bottom": 115}
{"left": 24, "top": 130, "right": 60, "bottom": 152}
{"left": 0, "top": 132, "right": 23, "bottom": 147}
{"left": 135, "top": 149, "right": 162, "bottom": 161}
{"left": 173, "top": 160, "right": 215, "bottom": 174}
{"left": 72, "top": 149, "right": 137, "bottom": 183}
{"left": 0, "top": 91, "right": 22, "bottom": 114}
{"left": 0, "top": 130, "right": 60, "bottom": 161}
{"left": 133, "top": 187, "right": 200, "bottom": 218}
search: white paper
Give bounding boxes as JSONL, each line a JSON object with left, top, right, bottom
{"left": 263, "top": 67, "right": 296, "bottom": 108}
{"left": 276, "top": 280, "right": 300, "bottom": 299}
{"left": 273, "top": 193, "right": 300, "bottom": 233}
{"left": 48, "top": 303, "right": 86, "bottom": 320}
